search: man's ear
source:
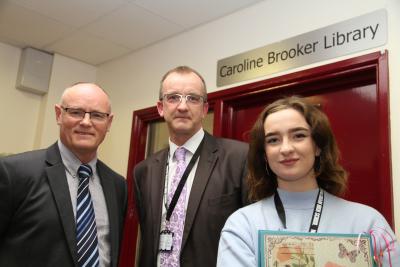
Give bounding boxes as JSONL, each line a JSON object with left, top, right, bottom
{"left": 157, "top": 101, "right": 164, "bottom": 117}
{"left": 202, "top": 102, "right": 209, "bottom": 119}
{"left": 106, "top": 113, "right": 114, "bottom": 132}
{"left": 55, "top": 104, "right": 62, "bottom": 125}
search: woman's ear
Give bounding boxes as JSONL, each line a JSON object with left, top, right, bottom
{"left": 315, "top": 146, "right": 321, "bottom": 157}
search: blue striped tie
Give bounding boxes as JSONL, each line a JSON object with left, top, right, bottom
{"left": 76, "top": 164, "right": 100, "bottom": 267}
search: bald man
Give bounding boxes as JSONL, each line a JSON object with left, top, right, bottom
{"left": 0, "top": 83, "right": 127, "bottom": 267}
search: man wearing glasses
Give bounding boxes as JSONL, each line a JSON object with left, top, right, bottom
{"left": 134, "top": 66, "right": 249, "bottom": 267}
{"left": 0, "top": 83, "right": 127, "bottom": 267}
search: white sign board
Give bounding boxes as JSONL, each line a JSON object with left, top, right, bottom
{"left": 217, "top": 9, "right": 387, "bottom": 87}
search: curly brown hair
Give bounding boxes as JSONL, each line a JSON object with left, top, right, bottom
{"left": 247, "top": 96, "right": 347, "bottom": 202}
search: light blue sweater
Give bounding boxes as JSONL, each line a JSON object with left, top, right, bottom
{"left": 217, "top": 188, "right": 399, "bottom": 266}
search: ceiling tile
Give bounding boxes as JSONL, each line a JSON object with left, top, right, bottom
{"left": 45, "top": 32, "right": 130, "bottom": 65}
{"left": 131, "top": 0, "right": 265, "bottom": 27}
{"left": 7, "top": 0, "right": 129, "bottom": 27}
{"left": 83, "top": 3, "right": 182, "bottom": 50}
{"left": 0, "top": 0, "right": 266, "bottom": 65}
{"left": 0, "top": 1, "right": 75, "bottom": 48}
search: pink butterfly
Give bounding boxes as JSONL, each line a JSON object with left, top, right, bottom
{"left": 338, "top": 243, "right": 358, "bottom": 263}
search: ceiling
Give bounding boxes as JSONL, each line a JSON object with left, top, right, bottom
{"left": 0, "top": 0, "right": 265, "bottom": 65}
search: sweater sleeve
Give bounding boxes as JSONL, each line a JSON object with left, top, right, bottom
{"left": 368, "top": 212, "right": 400, "bottom": 266}
{"left": 217, "top": 209, "right": 257, "bottom": 267}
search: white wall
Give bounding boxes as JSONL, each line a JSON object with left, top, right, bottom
{"left": 0, "top": 43, "right": 97, "bottom": 154}
{"left": 387, "top": 0, "right": 400, "bottom": 238}
{"left": 0, "top": 42, "right": 42, "bottom": 154}
{"left": 97, "top": 0, "right": 400, "bottom": 235}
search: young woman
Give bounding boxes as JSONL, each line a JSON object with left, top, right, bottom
{"left": 217, "top": 96, "right": 399, "bottom": 266}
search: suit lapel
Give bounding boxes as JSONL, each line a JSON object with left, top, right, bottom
{"left": 181, "top": 133, "right": 218, "bottom": 249}
{"left": 45, "top": 144, "right": 77, "bottom": 266}
{"left": 150, "top": 150, "right": 168, "bottom": 259}
{"left": 97, "top": 162, "right": 119, "bottom": 267}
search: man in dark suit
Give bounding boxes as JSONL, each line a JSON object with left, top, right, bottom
{"left": 134, "top": 66, "right": 248, "bottom": 266}
{"left": 0, "top": 83, "right": 127, "bottom": 267}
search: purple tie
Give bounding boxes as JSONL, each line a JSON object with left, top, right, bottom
{"left": 160, "top": 147, "right": 187, "bottom": 267}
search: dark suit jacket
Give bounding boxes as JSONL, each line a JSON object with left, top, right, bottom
{"left": 134, "top": 132, "right": 248, "bottom": 267}
{"left": 0, "top": 143, "right": 127, "bottom": 267}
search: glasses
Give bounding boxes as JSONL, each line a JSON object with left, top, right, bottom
{"left": 161, "top": 93, "right": 206, "bottom": 105}
{"left": 61, "top": 106, "right": 110, "bottom": 122}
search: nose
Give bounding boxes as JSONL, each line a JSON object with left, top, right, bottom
{"left": 280, "top": 137, "right": 294, "bottom": 154}
{"left": 176, "top": 97, "right": 189, "bottom": 110}
{"left": 80, "top": 113, "right": 92, "bottom": 125}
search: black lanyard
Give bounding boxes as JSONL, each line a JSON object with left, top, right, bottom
{"left": 274, "top": 189, "right": 324, "bottom": 233}
{"left": 165, "top": 138, "right": 204, "bottom": 222}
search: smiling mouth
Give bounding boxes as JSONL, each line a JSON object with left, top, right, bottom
{"left": 75, "top": 131, "right": 93, "bottom": 136}
{"left": 280, "top": 159, "right": 298, "bottom": 165}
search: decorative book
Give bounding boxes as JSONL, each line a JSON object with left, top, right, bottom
{"left": 258, "top": 230, "right": 375, "bottom": 267}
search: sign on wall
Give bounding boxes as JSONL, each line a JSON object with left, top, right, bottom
{"left": 216, "top": 9, "right": 387, "bottom": 87}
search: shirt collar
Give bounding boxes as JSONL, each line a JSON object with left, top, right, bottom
{"left": 58, "top": 140, "right": 97, "bottom": 179}
{"left": 168, "top": 128, "right": 204, "bottom": 159}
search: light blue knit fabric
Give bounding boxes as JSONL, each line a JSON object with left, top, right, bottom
{"left": 217, "top": 188, "right": 399, "bottom": 266}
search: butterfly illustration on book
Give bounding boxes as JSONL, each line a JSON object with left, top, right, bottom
{"left": 338, "top": 243, "right": 358, "bottom": 263}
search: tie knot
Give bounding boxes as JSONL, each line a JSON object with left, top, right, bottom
{"left": 78, "top": 164, "right": 93, "bottom": 179}
{"left": 174, "top": 147, "right": 186, "bottom": 162}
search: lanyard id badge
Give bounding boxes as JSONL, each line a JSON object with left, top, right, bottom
{"left": 159, "top": 229, "right": 174, "bottom": 252}
{"left": 159, "top": 138, "right": 204, "bottom": 253}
